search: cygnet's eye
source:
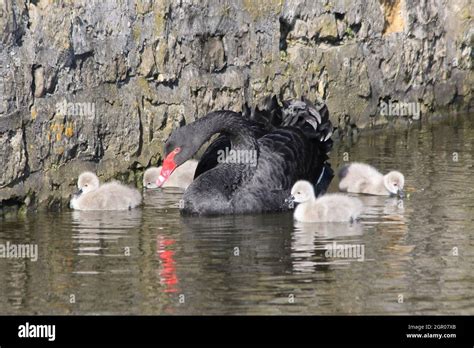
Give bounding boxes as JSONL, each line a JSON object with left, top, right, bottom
{"left": 297, "top": 191, "right": 301, "bottom": 194}
{"left": 85, "top": 184, "right": 88, "bottom": 187}
{"left": 393, "top": 183, "right": 398, "bottom": 186}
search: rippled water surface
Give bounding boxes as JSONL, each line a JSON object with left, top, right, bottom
{"left": 1, "top": 115, "right": 473, "bottom": 315}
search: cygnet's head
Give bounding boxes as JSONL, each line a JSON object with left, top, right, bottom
{"left": 77, "top": 172, "right": 100, "bottom": 195}
{"left": 383, "top": 171, "right": 405, "bottom": 196}
{"left": 143, "top": 167, "right": 162, "bottom": 189}
{"left": 290, "top": 180, "right": 316, "bottom": 203}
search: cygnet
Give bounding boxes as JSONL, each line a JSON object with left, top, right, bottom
{"left": 143, "top": 159, "right": 198, "bottom": 189}
{"left": 338, "top": 162, "right": 405, "bottom": 197}
{"left": 289, "top": 180, "right": 363, "bottom": 222}
{"left": 70, "top": 172, "right": 142, "bottom": 211}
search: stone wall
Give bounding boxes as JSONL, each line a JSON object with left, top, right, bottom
{"left": 0, "top": 0, "right": 472, "bottom": 210}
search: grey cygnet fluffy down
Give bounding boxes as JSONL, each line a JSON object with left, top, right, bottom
{"left": 338, "top": 162, "right": 405, "bottom": 196}
{"left": 143, "top": 159, "right": 198, "bottom": 189}
{"left": 71, "top": 172, "right": 142, "bottom": 210}
{"left": 291, "top": 180, "right": 363, "bottom": 222}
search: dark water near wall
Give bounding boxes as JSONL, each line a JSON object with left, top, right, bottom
{"left": 1, "top": 115, "right": 473, "bottom": 315}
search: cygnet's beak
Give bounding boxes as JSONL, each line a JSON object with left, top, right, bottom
{"left": 398, "top": 189, "right": 405, "bottom": 198}
{"left": 75, "top": 188, "right": 83, "bottom": 196}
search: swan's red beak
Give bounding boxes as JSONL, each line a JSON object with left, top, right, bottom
{"left": 156, "top": 148, "right": 181, "bottom": 187}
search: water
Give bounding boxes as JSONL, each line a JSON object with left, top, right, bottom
{"left": 1, "top": 115, "right": 473, "bottom": 315}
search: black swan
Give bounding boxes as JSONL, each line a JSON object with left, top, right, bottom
{"left": 157, "top": 96, "right": 334, "bottom": 215}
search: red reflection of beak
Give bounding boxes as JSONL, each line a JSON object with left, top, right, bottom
{"left": 156, "top": 148, "right": 180, "bottom": 187}
{"left": 157, "top": 236, "right": 178, "bottom": 293}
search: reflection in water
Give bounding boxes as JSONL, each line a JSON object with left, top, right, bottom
{"left": 156, "top": 236, "right": 178, "bottom": 293}
{"left": 143, "top": 187, "right": 184, "bottom": 210}
{"left": 0, "top": 114, "right": 473, "bottom": 314}
{"left": 71, "top": 210, "right": 142, "bottom": 258}
{"left": 294, "top": 221, "right": 364, "bottom": 239}
{"left": 292, "top": 222, "right": 364, "bottom": 273}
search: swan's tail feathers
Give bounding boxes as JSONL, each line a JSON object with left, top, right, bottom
{"left": 281, "top": 97, "right": 333, "bottom": 153}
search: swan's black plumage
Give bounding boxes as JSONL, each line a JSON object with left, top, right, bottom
{"left": 163, "top": 96, "right": 334, "bottom": 215}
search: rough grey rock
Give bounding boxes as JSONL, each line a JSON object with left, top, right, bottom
{"left": 0, "top": 0, "right": 472, "bottom": 210}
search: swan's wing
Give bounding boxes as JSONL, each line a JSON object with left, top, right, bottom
{"left": 247, "top": 95, "right": 282, "bottom": 130}
{"left": 229, "top": 128, "right": 330, "bottom": 213}
{"left": 314, "top": 162, "right": 334, "bottom": 197}
{"left": 255, "top": 128, "right": 329, "bottom": 192}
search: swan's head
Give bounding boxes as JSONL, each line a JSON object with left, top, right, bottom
{"left": 290, "top": 180, "right": 316, "bottom": 203}
{"left": 77, "top": 172, "right": 100, "bottom": 195}
{"left": 383, "top": 171, "right": 405, "bottom": 197}
{"left": 143, "top": 167, "right": 161, "bottom": 189}
{"left": 157, "top": 127, "right": 201, "bottom": 187}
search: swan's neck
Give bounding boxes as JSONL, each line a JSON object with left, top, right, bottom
{"left": 196, "top": 111, "right": 259, "bottom": 152}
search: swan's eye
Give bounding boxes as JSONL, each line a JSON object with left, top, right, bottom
{"left": 394, "top": 183, "right": 398, "bottom": 186}
{"left": 174, "top": 147, "right": 181, "bottom": 154}
{"left": 297, "top": 191, "right": 301, "bottom": 194}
